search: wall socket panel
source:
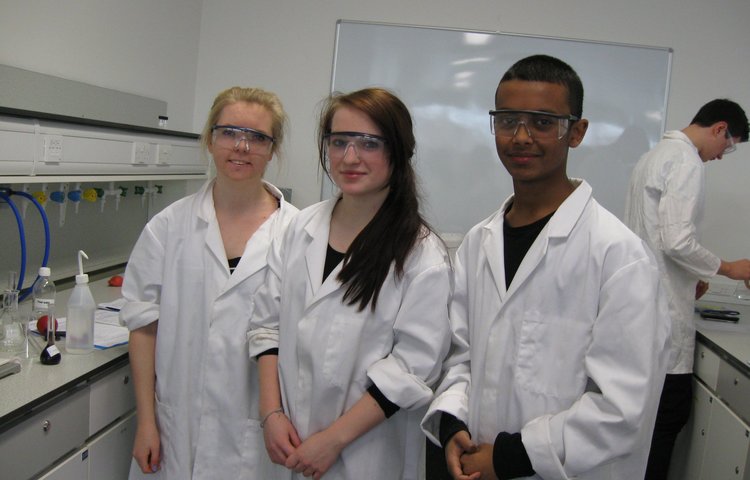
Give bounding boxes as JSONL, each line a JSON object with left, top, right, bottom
{"left": 44, "top": 135, "right": 64, "bottom": 163}
{"left": 156, "top": 144, "right": 171, "bottom": 165}
{"left": 132, "top": 142, "right": 151, "bottom": 164}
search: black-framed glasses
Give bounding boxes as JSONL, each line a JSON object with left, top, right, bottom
{"left": 211, "top": 125, "right": 275, "bottom": 154}
{"left": 323, "top": 132, "right": 388, "bottom": 160}
{"left": 724, "top": 129, "right": 737, "bottom": 155}
{"left": 489, "top": 109, "right": 579, "bottom": 140}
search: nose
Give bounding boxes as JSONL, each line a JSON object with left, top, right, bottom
{"left": 341, "top": 142, "right": 359, "bottom": 161}
{"left": 512, "top": 121, "right": 534, "bottom": 143}
{"left": 234, "top": 136, "right": 250, "bottom": 152}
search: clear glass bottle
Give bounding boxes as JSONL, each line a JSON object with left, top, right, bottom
{"left": 34, "top": 267, "right": 61, "bottom": 365}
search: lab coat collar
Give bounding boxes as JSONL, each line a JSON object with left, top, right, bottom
{"left": 227, "top": 182, "right": 286, "bottom": 287}
{"left": 195, "top": 179, "right": 227, "bottom": 275}
{"left": 196, "top": 178, "right": 286, "bottom": 294}
{"left": 482, "top": 178, "right": 592, "bottom": 301}
{"left": 302, "top": 199, "right": 344, "bottom": 304}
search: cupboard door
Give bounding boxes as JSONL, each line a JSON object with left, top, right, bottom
{"left": 669, "top": 379, "right": 713, "bottom": 480}
{"left": 87, "top": 411, "right": 136, "bottom": 480}
{"left": 701, "top": 396, "right": 750, "bottom": 479}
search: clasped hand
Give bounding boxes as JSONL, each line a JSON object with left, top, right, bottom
{"left": 263, "top": 413, "right": 344, "bottom": 479}
{"left": 446, "top": 431, "right": 494, "bottom": 480}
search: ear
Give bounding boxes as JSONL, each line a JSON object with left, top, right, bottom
{"left": 568, "top": 119, "right": 589, "bottom": 148}
{"left": 712, "top": 121, "right": 729, "bottom": 137}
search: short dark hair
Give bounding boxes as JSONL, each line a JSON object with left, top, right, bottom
{"left": 690, "top": 99, "right": 749, "bottom": 142}
{"left": 498, "top": 54, "right": 584, "bottom": 119}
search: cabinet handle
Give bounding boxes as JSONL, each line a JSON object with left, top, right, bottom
{"left": 735, "top": 378, "right": 739, "bottom": 386}
{"left": 42, "top": 419, "right": 51, "bottom": 433}
{"left": 700, "top": 428, "right": 705, "bottom": 436}
{"left": 123, "top": 375, "right": 130, "bottom": 385}
{"left": 700, "top": 351, "right": 705, "bottom": 359}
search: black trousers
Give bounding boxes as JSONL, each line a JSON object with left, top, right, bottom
{"left": 645, "top": 373, "right": 693, "bottom": 480}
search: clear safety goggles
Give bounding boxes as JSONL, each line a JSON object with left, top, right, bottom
{"left": 724, "top": 129, "right": 737, "bottom": 155}
{"left": 489, "top": 109, "right": 579, "bottom": 140}
{"left": 323, "top": 132, "right": 388, "bottom": 160}
{"left": 211, "top": 125, "right": 275, "bottom": 154}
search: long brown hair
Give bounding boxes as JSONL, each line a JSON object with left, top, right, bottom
{"left": 318, "top": 87, "right": 429, "bottom": 311}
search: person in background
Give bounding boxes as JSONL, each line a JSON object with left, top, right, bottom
{"left": 624, "top": 98, "right": 750, "bottom": 480}
{"left": 249, "top": 87, "right": 452, "bottom": 479}
{"left": 422, "top": 54, "right": 670, "bottom": 480}
{"left": 120, "top": 86, "right": 298, "bottom": 479}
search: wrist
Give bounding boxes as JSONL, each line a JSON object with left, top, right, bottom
{"left": 260, "top": 407, "right": 285, "bottom": 428}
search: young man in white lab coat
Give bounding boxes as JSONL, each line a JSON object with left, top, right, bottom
{"left": 422, "top": 55, "right": 671, "bottom": 480}
{"left": 624, "top": 99, "right": 750, "bottom": 479}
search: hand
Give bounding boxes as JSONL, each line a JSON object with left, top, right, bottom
{"left": 445, "top": 431, "right": 481, "bottom": 480}
{"left": 719, "top": 259, "right": 750, "bottom": 281}
{"left": 132, "top": 420, "right": 161, "bottom": 474}
{"left": 285, "top": 429, "right": 344, "bottom": 479}
{"left": 460, "top": 443, "right": 496, "bottom": 479}
{"left": 695, "top": 280, "right": 709, "bottom": 300}
{"left": 263, "top": 411, "right": 301, "bottom": 465}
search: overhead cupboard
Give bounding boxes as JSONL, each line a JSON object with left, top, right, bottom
{"left": 0, "top": 107, "right": 205, "bottom": 182}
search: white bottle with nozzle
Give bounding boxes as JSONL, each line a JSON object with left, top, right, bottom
{"left": 66, "top": 250, "right": 95, "bottom": 354}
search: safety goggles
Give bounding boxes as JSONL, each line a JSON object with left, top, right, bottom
{"left": 489, "top": 109, "right": 579, "bottom": 140}
{"left": 211, "top": 125, "right": 275, "bottom": 155}
{"left": 724, "top": 129, "right": 737, "bottom": 155}
{"left": 323, "top": 132, "right": 388, "bottom": 160}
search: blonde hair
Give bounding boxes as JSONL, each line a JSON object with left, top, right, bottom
{"left": 200, "top": 86, "right": 288, "bottom": 157}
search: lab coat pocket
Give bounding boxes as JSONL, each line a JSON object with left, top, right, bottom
{"left": 321, "top": 313, "right": 365, "bottom": 389}
{"left": 240, "top": 418, "right": 290, "bottom": 478}
{"left": 515, "top": 311, "right": 589, "bottom": 398}
{"left": 238, "top": 419, "right": 266, "bottom": 477}
{"left": 154, "top": 397, "right": 180, "bottom": 477}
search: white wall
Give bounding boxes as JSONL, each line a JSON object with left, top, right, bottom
{"left": 0, "top": 0, "right": 203, "bottom": 132}
{"left": 2, "top": 0, "right": 749, "bottom": 264}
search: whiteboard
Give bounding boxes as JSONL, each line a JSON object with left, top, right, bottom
{"left": 325, "top": 21, "right": 672, "bottom": 236}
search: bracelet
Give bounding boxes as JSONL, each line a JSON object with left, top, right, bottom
{"left": 260, "top": 408, "right": 284, "bottom": 429}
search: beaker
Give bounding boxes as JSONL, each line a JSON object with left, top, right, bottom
{"left": 0, "top": 286, "right": 26, "bottom": 354}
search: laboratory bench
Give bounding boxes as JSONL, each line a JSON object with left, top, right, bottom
{"left": 0, "top": 273, "right": 134, "bottom": 480}
{"left": 669, "top": 295, "right": 750, "bottom": 480}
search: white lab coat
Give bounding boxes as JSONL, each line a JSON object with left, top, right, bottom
{"left": 624, "top": 130, "right": 720, "bottom": 374}
{"left": 248, "top": 199, "right": 452, "bottom": 480}
{"left": 422, "top": 180, "right": 670, "bottom": 480}
{"left": 120, "top": 179, "right": 298, "bottom": 479}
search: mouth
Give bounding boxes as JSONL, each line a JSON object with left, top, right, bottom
{"left": 507, "top": 151, "right": 540, "bottom": 162}
{"left": 340, "top": 170, "right": 365, "bottom": 177}
{"left": 228, "top": 159, "right": 252, "bottom": 166}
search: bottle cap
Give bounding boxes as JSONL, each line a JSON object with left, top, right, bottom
{"left": 76, "top": 250, "right": 89, "bottom": 281}
{"left": 39, "top": 266, "right": 51, "bottom": 277}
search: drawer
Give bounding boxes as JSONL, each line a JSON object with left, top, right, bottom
{"left": 0, "top": 387, "right": 89, "bottom": 480}
{"left": 717, "top": 361, "right": 750, "bottom": 425}
{"left": 694, "top": 342, "right": 720, "bottom": 389}
{"left": 37, "top": 446, "right": 89, "bottom": 480}
{"left": 89, "top": 364, "right": 135, "bottom": 435}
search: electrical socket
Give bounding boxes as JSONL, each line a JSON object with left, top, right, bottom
{"left": 156, "top": 144, "right": 172, "bottom": 165}
{"left": 132, "top": 142, "right": 150, "bottom": 165}
{"left": 44, "top": 135, "right": 64, "bottom": 163}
